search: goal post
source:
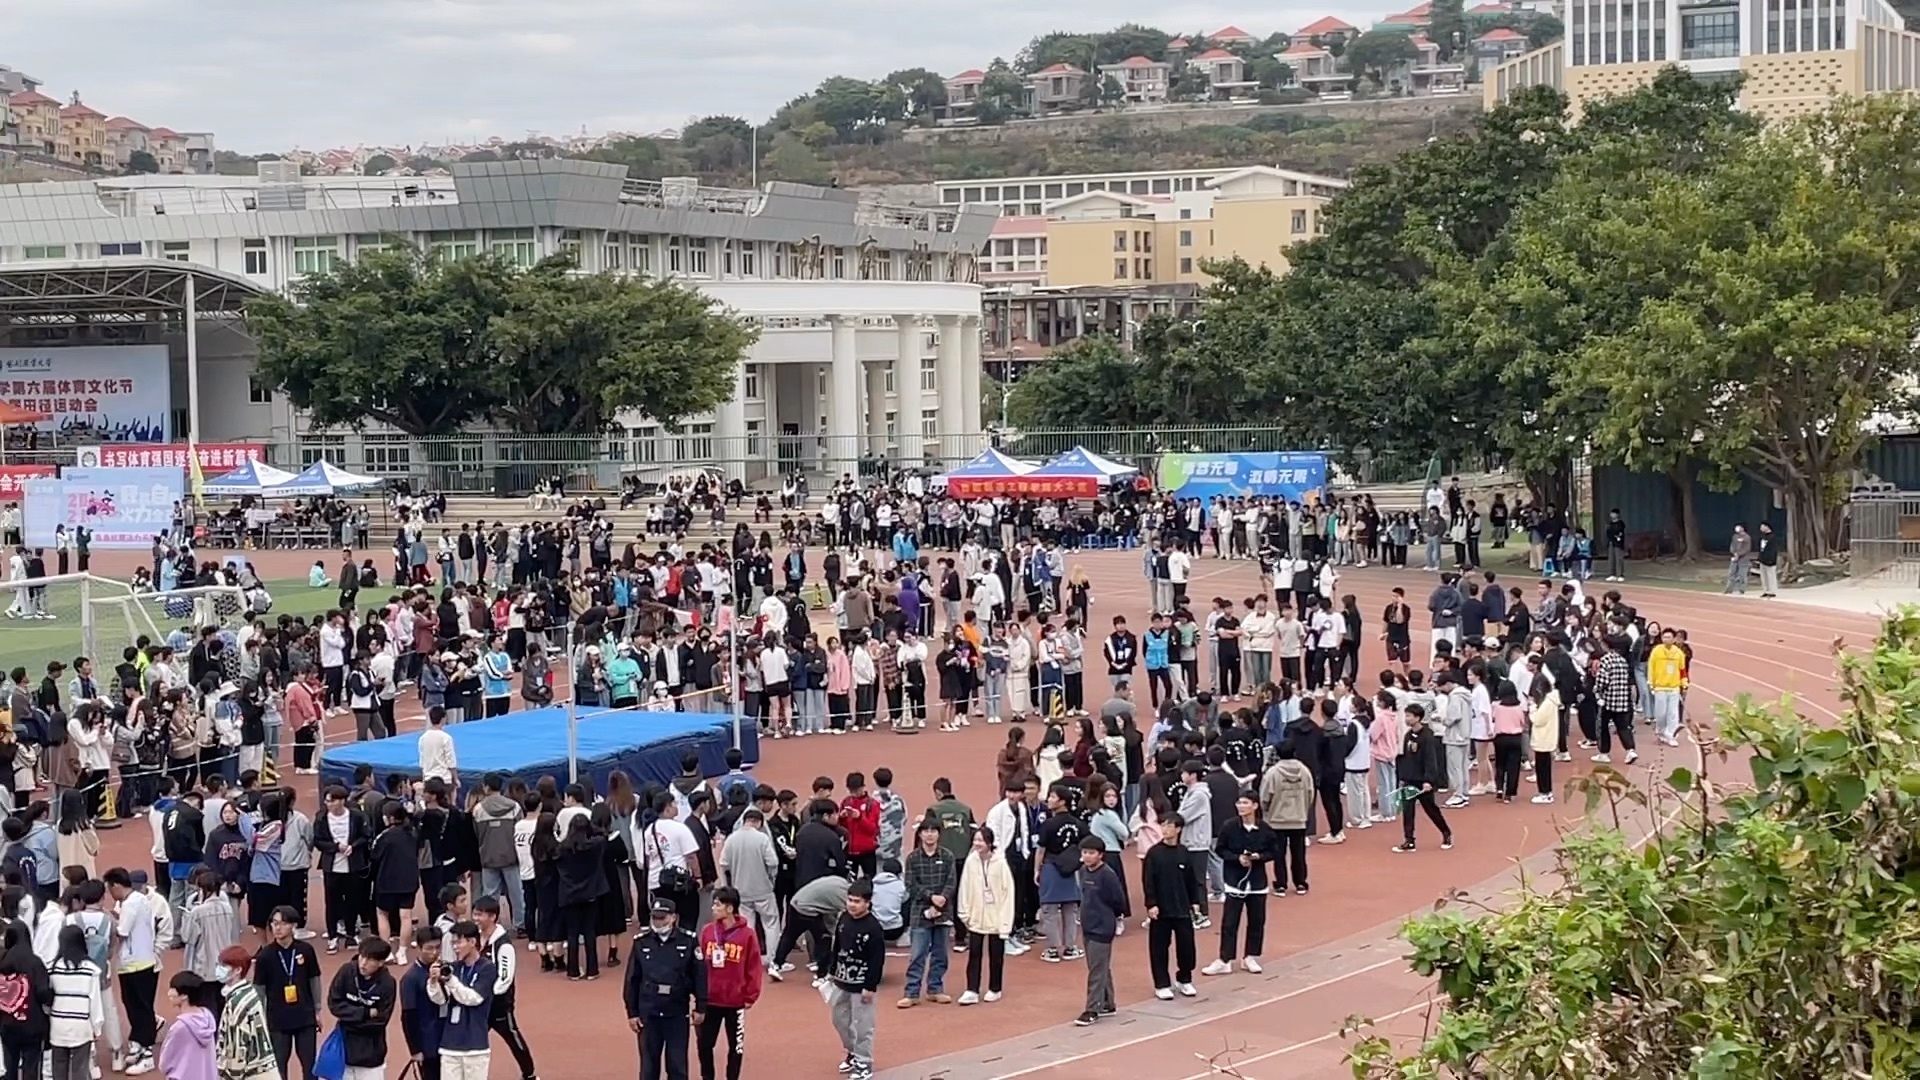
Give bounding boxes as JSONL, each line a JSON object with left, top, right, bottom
{"left": 0, "top": 572, "right": 133, "bottom": 678}
{"left": 85, "top": 583, "right": 253, "bottom": 670}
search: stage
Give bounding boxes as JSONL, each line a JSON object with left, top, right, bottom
{"left": 317, "top": 706, "right": 761, "bottom": 792}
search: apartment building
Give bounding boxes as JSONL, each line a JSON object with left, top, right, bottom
{"left": 1485, "top": 0, "right": 1920, "bottom": 117}
{"left": 5, "top": 92, "right": 58, "bottom": 155}
{"left": 55, "top": 99, "right": 107, "bottom": 167}
{"left": 1097, "top": 56, "right": 1176, "bottom": 102}
{"left": 935, "top": 166, "right": 1260, "bottom": 217}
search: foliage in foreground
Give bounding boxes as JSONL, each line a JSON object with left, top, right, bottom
{"left": 1349, "top": 610, "right": 1920, "bottom": 1078}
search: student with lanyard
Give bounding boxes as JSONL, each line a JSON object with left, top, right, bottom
{"left": 475, "top": 895, "right": 540, "bottom": 1080}
{"left": 250, "top": 905, "right": 321, "bottom": 1079}
{"left": 428, "top": 921, "right": 497, "bottom": 1080}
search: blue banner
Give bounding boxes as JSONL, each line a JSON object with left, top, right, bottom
{"left": 1160, "top": 452, "right": 1328, "bottom": 503}
{"left": 24, "top": 467, "right": 184, "bottom": 549}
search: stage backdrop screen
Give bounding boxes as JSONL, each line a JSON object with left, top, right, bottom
{"left": 0, "top": 345, "right": 172, "bottom": 442}
{"left": 23, "top": 467, "right": 184, "bottom": 549}
{"left": 1159, "top": 452, "right": 1329, "bottom": 504}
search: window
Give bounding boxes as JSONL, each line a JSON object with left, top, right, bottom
{"left": 884, "top": 410, "right": 898, "bottom": 442}
{"left": 1291, "top": 210, "right": 1308, "bottom": 233}
{"left": 1112, "top": 230, "right": 1128, "bottom": 252}
{"left": 884, "top": 367, "right": 896, "bottom": 393}
{"left": 668, "top": 237, "right": 684, "bottom": 273}
{"left": 1180, "top": 208, "right": 1193, "bottom": 220}
{"left": 1180, "top": 257, "right": 1194, "bottom": 274}
{"left": 559, "top": 229, "right": 583, "bottom": 263}
{"left": 1136, "top": 258, "right": 1153, "bottom": 279}
{"left": 489, "top": 228, "right": 538, "bottom": 268}
{"left": 626, "top": 426, "right": 659, "bottom": 464}
{"left": 771, "top": 242, "right": 791, "bottom": 277}
{"left": 603, "top": 236, "right": 624, "bottom": 271}
{"left": 99, "top": 242, "right": 142, "bottom": 257}
{"left": 1138, "top": 231, "right": 1153, "bottom": 253}
{"left": 671, "top": 422, "right": 715, "bottom": 461}
{"left": 1680, "top": 9, "right": 1740, "bottom": 58}
{"left": 1114, "top": 258, "right": 1128, "bottom": 280}
{"left": 737, "top": 241, "right": 756, "bottom": 277}
{"left": 298, "top": 436, "right": 347, "bottom": 466}
{"left": 1179, "top": 230, "right": 1192, "bottom": 247}
{"left": 743, "top": 365, "right": 761, "bottom": 400}
{"left": 427, "top": 230, "right": 479, "bottom": 259}
{"left": 745, "top": 419, "right": 764, "bottom": 457}
{"left": 243, "top": 239, "right": 267, "bottom": 275}
{"left": 922, "top": 408, "right": 938, "bottom": 440}
{"left": 353, "top": 234, "right": 394, "bottom": 258}
{"left": 291, "top": 236, "right": 339, "bottom": 275}
{"left": 871, "top": 252, "right": 893, "bottom": 280}
{"left": 247, "top": 377, "right": 273, "bottom": 405}
{"left": 921, "top": 356, "right": 937, "bottom": 392}
{"left": 628, "top": 236, "right": 653, "bottom": 274}
{"left": 832, "top": 249, "right": 847, "bottom": 279}
{"left": 362, "top": 437, "right": 411, "bottom": 476}
{"left": 21, "top": 245, "right": 65, "bottom": 260}
{"left": 161, "top": 241, "right": 191, "bottom": 263}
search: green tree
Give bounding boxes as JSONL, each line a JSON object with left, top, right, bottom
{"left": 488, "top": 259, "right": 755, "bottom": 434}
{"left": 580, "top": 137, "right": 666, "bottom": 178}
{"left": 762, "top": 132, "right": 831, "bottom": 184}
{"left": 1354, "top": 608, "right": 1920, "bottom": 1078}
{"left": 362, "top": 153, "right": 396, "bottom": 175}
{"left": 1428, "top": 0, "right": 1468, "bottom": 58}
{"left": 680, "top": 115, "right": 755, "bottom": 175}
{"left": 123, "top": 150, "right": 159, "bottom": 174}
{"left": 1017, "top": 24, "right": 1172, "bottom": 72}
{"left": 885, "top": 68, "right": 950, "bottom": 119}
{"left": 1005, "top": 336, "right": 1149, "bottom": 429}
{"left": 245, "top": 247, "right": 517, "bottom": 436}
{"left": 1099, "top": 74, "right": 1125, "bottom": 104}
{"left": 402, "top": 155, "right": 446, "bottom": 173}
{"left": 1343, "top": 31, "right": 1420, "bottom": 87}
{"left": 808, "top": 76, "right": 903, "bottom": 142}
{"left": 977, "top": 60, "right": 1029, "bottom": 124}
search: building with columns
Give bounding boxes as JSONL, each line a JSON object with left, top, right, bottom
{"left": 0, "top": 158, "right": 997, "bottom": 484}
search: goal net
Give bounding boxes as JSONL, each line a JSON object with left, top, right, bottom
{"left": 0, "top": 573, "right": 146, "bottom": 685}
{"left": 85, "top": 583, "right": 254, "bottom": 677}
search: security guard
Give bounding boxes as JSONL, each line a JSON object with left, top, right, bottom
{"left": 625, "top": 896, "right": 708, "bottom": 1080}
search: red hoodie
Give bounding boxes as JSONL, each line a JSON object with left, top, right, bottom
{"left": 840, "top": 794, "right": 881, "bottom": 856}
{"left": 697, "top": 916, "right": 764, "bottom": 1008}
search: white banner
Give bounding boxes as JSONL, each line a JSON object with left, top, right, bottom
{"left": 0, "top": 345, "right": 171, "bottom": 441}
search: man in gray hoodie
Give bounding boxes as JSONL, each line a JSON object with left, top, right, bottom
{"left": 720, "top": 807, "right": 782, "bottom": 961}
{"left": 470, "top": 773, "right": 524, "bottom": 928}
{"left": 1436, "top": 671, "right": 1475, "bottom": 809}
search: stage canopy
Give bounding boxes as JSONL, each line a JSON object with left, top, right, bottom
{"left": 935, "top": 447, "right": 1060, "bottom": 498}
{"left": 201, "top": 459, "right": 300, "bottom": 496}
{"left": 265, "top": 459, "right": 383, "bottom": 496}
{"left": 1029, "top": 447, "right": 1138, "bottom": 481}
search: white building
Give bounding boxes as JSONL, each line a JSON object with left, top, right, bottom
{"left": 934, "top": 167, "right": 1262, "bottom": 218}
{"left": 0, "top": 159, "right": 999, "bottom": 482}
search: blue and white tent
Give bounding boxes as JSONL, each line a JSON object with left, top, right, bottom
{"left": 932, "top": 448, "right": 1037, "bottom": 487}
{"left": 200, "top": 459, "right": 301, "bottom": 496}
{"left": 1027, "top": 446, "right": 1138, "bottom": 481}
{"left": 263, "top": 460, "right": 384, "bottom": 496}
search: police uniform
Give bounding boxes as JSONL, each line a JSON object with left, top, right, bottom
{"left": 624, "top": 899, "right": 708, "bottom": 1080}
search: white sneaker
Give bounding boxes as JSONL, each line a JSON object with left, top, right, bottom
{"left": 1176, "top": 982, "right": 1197, "bottom": 997}
{"left": 956, "top": 990, "right": 980, "bottom": 1005}
{"left": 982, "top": 990, "right": 1002, "bottom": 1002}
{"left": 1201, "top": 959, "right": 1233, "bottom": 976}
{"left": 1154, "top": 987, "right": 1175, "bottom": 1000}
{"left": 1531, "top": 793, "right": 1555, "bottom": 804}
{"left": 1243, "top": 956, "right": 1263, "bottom": 974}
{"left": 1005, "top": 939, "right": 1030, "bottom": 956}
{"left": 1590, "top": 753, "right": 1611, "bottom": 763}
{"left": 1625, "top": 750, "right": 1639, "bottom": 764}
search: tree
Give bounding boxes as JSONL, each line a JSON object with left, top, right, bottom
{"left": 761, "top": 133, "right": 831, "bottom": 184}
{"left": 580, "top": 137, "right": 666, "bottom": 178}
{"left": 246, "top": 247, "right": 518, "bottom": 436}
{"left": 488, "top": 259, "right": 755, "bottom": 434}
{"left": 362, "top": 153, "right": 396, "bottom": 175}
{"left": 977, "top": 60, "right": 1029, "bottom": 124}
{"left": 123, "top": 150, "right": 159, "bottom": 174}
{"left": 885, "top": 68, "right": 949, "bottom": 120}
{"left": 1354, "top": 608, "right": 1920, "bottom": 1078}
{"left": 1428, "top": 0, "right": 1468, "bottom": 58}
{"left": 808, "top": 77, "right": 903, "bottom": 142}
{"left": 1343, "top": 31, "right": 1420, "bottom": 87}
{"left": 402, "top": 155, "right": 446, "bottom": 173}
{"left": 1017, "top": 25, "right": 1172, "bottom": 72}
{"left": 680, "top": 116, "right": 755, "bottom": 175}
{"left": 1005, "top": 337, "right": 1150, "bottom": 429}
{"left": 1099, "top": 75, "right": 1125, "bottom": 105}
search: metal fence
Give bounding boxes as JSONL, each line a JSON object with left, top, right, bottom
{"left": 1848, "top": 490, "right": 1920, "bottom": 582}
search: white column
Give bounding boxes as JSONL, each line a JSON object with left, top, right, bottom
{"left": 934, "top": 314, "right": 964, "bottom": 466}
{"left": 959, "top": 315, "right": 983, "bottom": 459}
{"left": 715, "top": 363, "right": 748, "bottom": 483}
{"left": 865, "top": 360, "right": 888, "bottom": 459}
{"left": 184, "top": 272, "right": 200, "bottom": 442}
{"left": 825, "top": 315, "right": 861, "bottom": 481}
{"left": 894, "top": 315, "right": 925, "bottom": 467}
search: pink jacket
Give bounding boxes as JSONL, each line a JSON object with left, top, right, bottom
{"left": 1491, "top": 702, "right": 1529, "bottom": 737}
{"left": 826, "top": 651, "right": 853, "bottom": 695}
{"left": 1369, "top": 707, "right": 1403, "bottom": 763}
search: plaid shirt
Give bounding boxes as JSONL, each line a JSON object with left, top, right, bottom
{"left": 902, "top": 847, "right": 958, "bottom": 928}
{"left": 1594, "top": 651, "right": 1634, "bottom": 714}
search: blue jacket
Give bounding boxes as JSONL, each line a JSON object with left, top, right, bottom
{"left": 1077, "top": 863, "right": 1127, "bottom": 943}
{"left": 398, "top": 962, "right": 440, "bottom": 1058}
{"left": 428, "top": 958, "right": 495, "bottom": 1054}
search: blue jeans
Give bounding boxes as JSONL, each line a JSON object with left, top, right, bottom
{"left": 477, "top": 867, "right": 526, "bottom": 929}
{"left": 904, "top": 925, "right": 950, "bottom": 998}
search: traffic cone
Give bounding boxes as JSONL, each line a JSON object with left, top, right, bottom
{"left": 262, "top": 755, "right": 280, "bottom": 787}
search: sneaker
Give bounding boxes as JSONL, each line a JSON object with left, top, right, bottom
{"left": 1201, "top": 959, "right": 1233, "bottom": 976}
{"left": 326, "top": 938, "right": 340, "bottom": 956}
{"left": 1062, "top": 948, "right": 1084, "bottom": 961}
{"left": 952, "top": 941, "right": 968, "bottom": 953}
{"left": 1319, "top": 833, "right": 1345, "bottom": 845}
{"left": 1154, "top": 987, "right": 1175, "bottom": 1000}
{"left": 1393, "top": 842, "right": 1416, "bottom": 853}
{"left": 766, "top": 964, "right": 786, "bottom": 982}
{"left": 897, "top": 997, "right": 918, "bottom": 1008}
{"left": 126, "top": 1057, "right": 155, "bottom": 1077}
{"left": 1176, "top": 982, "right": 1197, "bottom": 997}
{"left": 982, "top": 990, "right": 1002, "bottom": 1002}
{"left": 811, "top": 976, "right": 829, "bottom": 990}
{"left": 110, "top": 1054, "right": 126, "bottom": 1074}
{"left": 838, "top": 1056, "right": 855, "bottom": 1074}
{"left": 1040, "top": 949, "right": 1061, "bottom": 963}
{"left": 1441, "top": 836, "right": 1455, "bottom": 850}
{"left": 1625, "top": 750, "right": 1639, "bottom": 764}
{"left": 1555, "top": 752, "right": 1573, "bottom": 762}
{"left": 1193, "top": 914, "right": 1213, "bottom": 931}
{"left": 1244, "top": 956, "right": 1263, "bottom": 974}
{"left": 1005, "top": 939, "right": 1030, "bottom": 956}
{"left": 929, "top": 992, "right": 952, "bottom": 1004}
{"left": 1590, "top": 753, "right": 1611, "bottom": 763}
{"left": 1531, "top": 793, "right": 1555, "bottom": 804}
{"left": 1294, "top": 885, "right": 1308, "bottom": 895}
{"left": 957, "top": 990, "right": 980, "bottom": 1005}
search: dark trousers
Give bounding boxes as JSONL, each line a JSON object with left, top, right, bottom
{"left": 1273, "top": 829, "right": 1308, "bottom": 891}
{"left": 1400, "top": 789, "right": 1451, "bottom": 845}
{"left": 773, "top": 910, "right": 829, "bottom": 975}
{"left": 270, "top": 1026, "right": 318, "bottom": 1080}
{"left": 1147, "top": 917, "right": 1196, "bottom": 988}
{"left": 640, "top": 1013, "right": 692, "bottom": 1080}
{"left": 964, "top": 932, "right": 1005, "bottom": 993}
{"left": 2, "top": 1031, "right": 42, "bottom": 1080}
{"left": 489, "top": 1008, "right": 539, "bottom": 1079}
{"left": 1010, "top": 853, "right": 1038, "bottom": 932}
{"left": 1534, "top": 751, "right": 1555, "bottom": 795}
{"left": 562, "top": 901, "right": 600, "bottom": 977}
{"left": 1218, "top": 892, "right": 1266, "bottom": 961}
{"left": 1217, "top": 652, "right": 1241, "bottom": 698}
{"left": 1596, "top": 708, "right": 1636, "bottom": 755}
{"left": 849, "top": 852, "right": 877, "bottom": 880}
{"left": 118, "top": 968, "right": 160, "bottom": 1048}
{"left": 1278, "top": 655, "right": 1302, "bottom": 686}
{"left": 1493, "top": 733, "right": 1526, "bottom": 798}
{"left": 1317, "top": 786, "right": 1344, "bottom": 837}
{"left": 696, "top": 1005, "right": 746, "bottom": 1080}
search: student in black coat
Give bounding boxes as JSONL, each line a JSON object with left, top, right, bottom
{"left": 793, "top": 801, "right": 847, "bottom": 888}
{"left": 368, "top": 805, "right": 423, "bottom": 963}
{"left": 554, "top": 815, "right": 609, "bottom": 980}
{"left": 326, "top": 937, "right": 398, "bottom": 1072}
{"left": 1286, "top": 697, "right": 1355, "bottom": 841}
{"left": 1209, "top": 792, "right": 1280, "bottom": 974}
{"left": 1140, "top": 813, "right": 1199, "bottom": 996}
{"left": 1392, "top": 704, "right": 1452, "bottom": 853}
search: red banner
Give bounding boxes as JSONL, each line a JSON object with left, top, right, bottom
{"left": 946, "top": 475, "right": 1100, "bottom": 499}
{"left": 76, "top": 443, "right": 265, "bottom": 471}
{"left": 0, "top": 465, "right": 55, "bottom": 498}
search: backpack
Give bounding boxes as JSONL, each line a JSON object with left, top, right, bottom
{"left": 1, "top": 843, "right": 36, "bottom": 889}
{"left": 76, "top": 911, "right": 110, "bottom": 984}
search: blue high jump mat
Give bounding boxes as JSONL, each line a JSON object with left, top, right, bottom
{"left": 317, "top": 707, "right": 761, "bottom": 793}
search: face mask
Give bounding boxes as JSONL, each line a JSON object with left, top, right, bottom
{"left": 212, "top": 964, "right": 232, "bottom": 982}
{"left": 651, "top": 920, "right": 674, "bottom": 937}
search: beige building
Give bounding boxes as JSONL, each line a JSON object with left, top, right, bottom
{"left": 5, "top": 91, "right": 59, "bottom": 155}
{"left": 1485, "top": 0, "right": 1920, "bottom": 118}
{"left": 1038, "top": 165, "right": 1344, "bottom": 287}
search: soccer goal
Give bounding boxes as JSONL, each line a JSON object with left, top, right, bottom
{"left": 85, "top": 583, "right": 253, "bottom": 669}
{"left": 0, "top": 572, "right": 144, "bottom": 677}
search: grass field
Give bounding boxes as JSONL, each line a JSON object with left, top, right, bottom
{"left": 0, "top": 578, "right": 317, "bottom": 677}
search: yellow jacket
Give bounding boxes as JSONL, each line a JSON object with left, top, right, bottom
{"left": 1648, "top": 643, "right": 1687, "bottom": 691}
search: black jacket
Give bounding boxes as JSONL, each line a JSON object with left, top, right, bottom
{"left": 314, "top": 809, "right": 373, "bottom": 876}
{"left": 1203, "top": 767, "right": 1241, "bottom": 833}
{"left": 1213, "top": 819, "right": 1280, "bottom": 893}
{"left": 1395, "top": 725, "right": 1446, "bottom": 789}
{"left": 161, "top": 801, "right": 205, "bottom": 866}
{"left": 1077, "top": 863, "right": 1128, "bottom": 943}
{"left": 623, "top": 927, "right": 706, "bottom": 1019}
{"left": 793, "top": 820, "right": 846, "bottom": 887}
{"left": 827, "top": 911, "right": 886, "bottom": 992}
{"left": 556, "top": 835, "right": 609, "bottom": 907}
{"left": 369, "top": 824, "right": 422, "bottom": 897}
{"left": 326, "top": 963, "right": 397, "bottom": 1068}
{"left": 1141, "top": 842, "right": 1198, "bottom": 919}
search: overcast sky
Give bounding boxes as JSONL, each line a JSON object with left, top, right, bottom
{"left": 9, "top": 0, "right": 1404, "bottom": 152}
